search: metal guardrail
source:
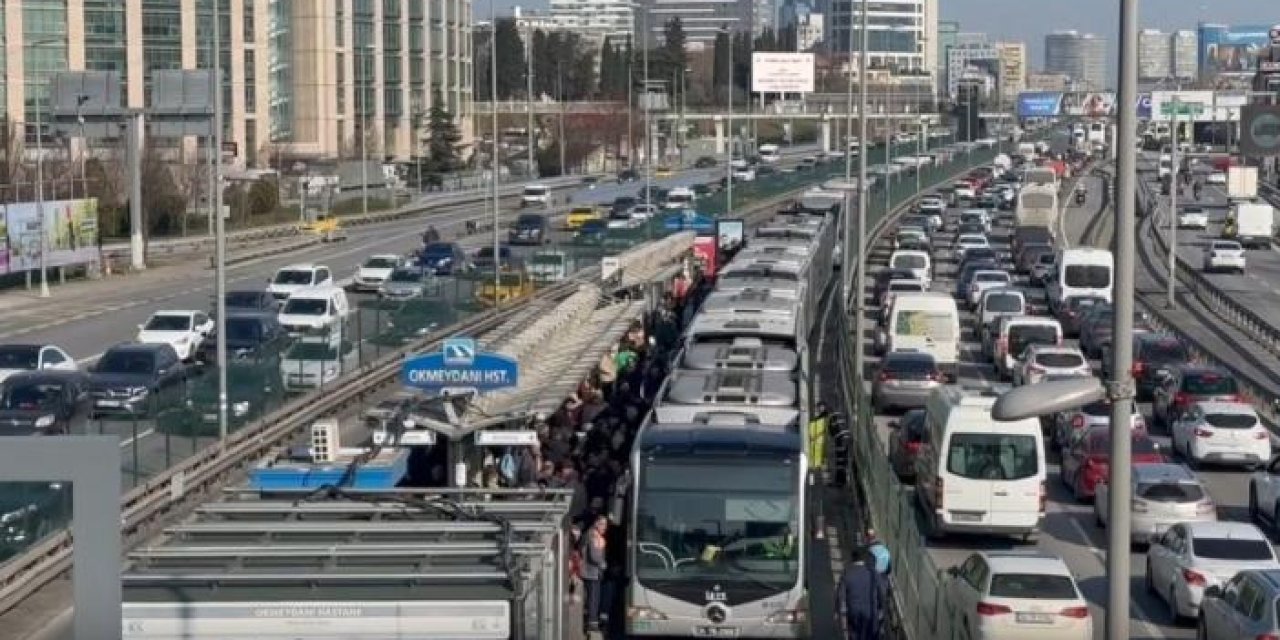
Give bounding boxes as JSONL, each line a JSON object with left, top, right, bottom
{"left": 1137, "top": 176, "right": 1280, "bottom": 428}
{"left": 99, "top": 174, "right": 597, "bottom": 262}
{"left": 0, "top": 156, "right": 851, "bottom": 619}
{"left": 830, "top": 148, "right": 1003, "bottom": 640}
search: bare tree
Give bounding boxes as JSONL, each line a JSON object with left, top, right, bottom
{"left": 0, "top": 117, "right": 26, "bottom": 205}
{"left": 171, "top": 161, "right": 209, "bottom": 237}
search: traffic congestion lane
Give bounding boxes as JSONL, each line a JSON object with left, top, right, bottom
{"left": 862, "top": 189, "right": 1189, "bottom": 639}
{"left": 0, "top": 167, "right": 728, "bottom": 362}
{"left": 1162, "top": 177, "right": 1280, "bottom": 329}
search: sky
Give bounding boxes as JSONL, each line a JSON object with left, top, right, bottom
{"left": 493, "top": 0, "right": 1274, "bottom": 70}
{"left": 939, "top": 0, "right": 1273, "bottom": 73}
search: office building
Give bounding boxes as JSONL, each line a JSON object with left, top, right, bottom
{"left": 2, "top": 0, "right": 474, "bottom": 165}
{"left": 640, "top": 0, "right": 753, "bottom": 46}
{"left": 824, "top": 0, "right": 938, "bottom": 93}
{"left": 945, "top": 35, "right": 999, "bottom": 99}
{"left": 1172, "top": 30, "right": 1197, "bottom": 80}
{"left": 995, "top": 41, "right": 1026, "bottom": 104}
{"left": 1044, "top": 30, "right": 1107, "bottom": 90}
{"left": 936, "top": 19, "right": 959, "bottom": 93}
{"left": 1139, "top": 29, "right": 1173, "bottom": 81}
{"left": 780, "top": 0, "right": 822, "bottom": 50}
{"left": 544, "top": 0, "right": 634, "bottom": 40}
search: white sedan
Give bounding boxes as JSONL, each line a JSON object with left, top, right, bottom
{"left": 1146, "top": 521, "right": 1279, "bottom": 623}
{"left": 1203, "top": 240, "right": 1246, "bottom": 274}
{"left": 1176, "top": 207, "right": 1209, "bottom": 230}
{"left": 1207, "top": 171, "right": 1227, "bottom": 185}
{"left": 1014, "top": 345, "right": 1090, "bottom": 386}
{"left": 944, "top": 551, "right": 1092, "bottom": 640}
{"left": 1171, "top": 400, "right": 1271, "bottom": 469}
{"left": 136, "top": 310, "right": 214, "bottom": 362}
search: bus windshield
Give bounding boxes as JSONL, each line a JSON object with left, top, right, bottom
{"left": 635, "top": 459, "right": 801, "bottom": 589}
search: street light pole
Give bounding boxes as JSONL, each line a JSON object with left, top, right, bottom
{"left": 852, "top": 0, "right": 869, "bottom": 390}
{"left": 360, "top": 45, "right": 369, "bottom": 218}
{"left": 726, "top": 27, "right": 734, "bottom": 215}
{"left": 76, "top": 95, "right": 89, "bottom": 199}
{"left": 1167, "top": 102, "right": 1179, "bottom": 309}
{"left": 489, "top": 0, "right": 500, "bottom": 296}
{"left": 1106, "top": 0, "right": 1140, "bottom": 637}
{"left": 841, "top": 11, "right": 855, "bottom": 306}
{"left": 212, "top": 0, "right": 230, "bottom": 440}
{"left": 526, "top": 33, "right": 534, "bottom": 176}
{"left": 34, "top": 82, "right": 50, "bottom": 299}
{"left": 643, "top": 11, "right": 652, "bottom": 200}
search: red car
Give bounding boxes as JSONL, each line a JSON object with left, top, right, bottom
{"left": 1060, "top": 426, "right": 1165, "bottom": 501}
{"left": 888, "top": 409, "right": 928, "bottom": 481}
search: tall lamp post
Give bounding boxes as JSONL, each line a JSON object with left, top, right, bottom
{"left": 488, "top": 0, "right": 500, "bottom": 296}
{"left": 358, "top": 44, "right": 371, "bottom": 217}
{"left": 27, "top": 36, "right": 68, "bottom": 299}
{"left": 211, "top": 0, "right": 229, "bottom": 439}
{"left": 723, "top": 26, "right": 734, "bottom": 215}
{"left": 852, "top": 0, "right": 870, "bottom": 395}
{"left": 1106, "top": 0, "right": 1140, "bottom": 637}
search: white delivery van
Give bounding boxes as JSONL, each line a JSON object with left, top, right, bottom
{"left": 915, "top": 385, "right": 1047, "bottom": 541}
{"left": 277, "top": 285, "right": 351, "bottom": 343}
{"left": 889, "top": 250, "right": 932, "bottom": 287}
{"left": 1047, "top": 248, "right": 1113, "bottom": 314}
{"left": 663, "top": 187, "right": 695, "bottom": 210}
{"left": 521, "top": 184, "right": 552, "bottom": 208}
{"left": 881, "top": 292, "right": 961, "bottom": 379}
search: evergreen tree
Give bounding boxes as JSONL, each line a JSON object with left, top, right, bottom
{"left": 661, "top": 18, "right": 687, "bottom": 80}
{"left": 426, "top": 89, "right": 463, "bottom": 173}
{"left": 599, "top": 38, "right": 617, "bottom": 97}
{"left": 493, "top": 18, "right": 526, "bottom": 99}
{"left": 712, "top": 27, "right": 730, "bottom": 98}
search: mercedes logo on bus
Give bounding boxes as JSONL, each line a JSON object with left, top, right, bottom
{"left": 705, "top": 603, "right": 729, "bottom": 624}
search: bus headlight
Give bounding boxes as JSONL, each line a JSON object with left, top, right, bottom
{"left": 628, "top": 606, "right": 669, "bottom": 621}
{"left": 765, "top": 609, "right": 807, "bottom": 624}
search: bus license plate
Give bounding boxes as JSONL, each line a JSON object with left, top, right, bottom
{"left": 1016, "top": 612, "right": 1053, "bottom": 624}
{"left": 695, "top": 627, "right": 740, "bottom": 637}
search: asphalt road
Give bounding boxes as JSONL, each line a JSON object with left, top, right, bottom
{"left": 856, "top": 170, "right": 1280, "bottom": 640}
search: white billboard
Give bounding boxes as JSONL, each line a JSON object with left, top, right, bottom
{"left": 751, "top": 53, "right": 815, "bottom": 94}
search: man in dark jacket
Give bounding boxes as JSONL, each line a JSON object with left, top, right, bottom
{"left": 837, "top": 547, "right": 882, "bottom": 640}
{"left": 582, "top": 515, "right": 610, "bottom": 633}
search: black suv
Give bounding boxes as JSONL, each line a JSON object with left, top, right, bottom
{"left": 88, "top": 343, "right": 187, "bottom": 417}
{"left": 1102, "top": 333, "right": 1189, "bottom": 399}
{"left": 0, "top": 370, "right": 92, "bottom": 435}
{"left": 198, "top": 311, "right": 289, "bottom": 366}
{"left": 508, "top": 214, "right": 548, "bottom": 245}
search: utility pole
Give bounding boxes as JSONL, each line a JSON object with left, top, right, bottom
{"left": 558, "top": 62, "right": 566, "bottom": 175}
{"left": 360, "top": 45, "right": 369, "bottom": 217}
{"left": 726, "top": 27, "right": 734, "bottom": 215}
{"left": 1106, "top": 0, "right": 1139, "bottom": 637}
{"left": 626, "top": 34, "right": 633, "bottom": 171}
{"left": 35, "top": 74, "right": 50, "bottom": 298}
{"left": 213, "top": 0, "right": 229, "bottom": 440}
{"left": 841, "top": 0, "right": 856, "bottom": 306}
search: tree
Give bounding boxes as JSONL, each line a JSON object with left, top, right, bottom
{"left": 661, "top": 18, "right": 688, "bottom": 80}
{"left": 599, "top": 38, "right": 618, "bottom": 97}
{"left": 425, "top": 88, "right": 463, "bottom": 173}
{"left": 171, "top": 162, "right": 208, "bottom": 236}
{"left": 0, "top": 117, "right": 25, "bottom": 204}
{"left": 567, "top": 40, "right": 597, "bottom": 100}
{"left": 712, "top": 28, "right": 730, "bottom": 100}
{"left": 247, "top": 178, "right": 279, "bottom": 217}
{"left": 494, "top": 18, "right": 526, "bottom": 100}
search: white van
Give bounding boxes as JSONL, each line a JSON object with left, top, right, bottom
{"left": 915, "top": 385, "right": 1047, "bottom": 541}
{"left": 881, "top": 292, "right": 961, "bottom": 379}
{"left": 758, "top": 144, "right": 781, "bottom": 164}
{"left": 267, "top": 264, "right": 333, "bottom": 301}
{"left": 1047, "top": 248, "right": 1114, "bottom": 314}
{"left": 277, "top": 285, "right": 351, "bottom": 343}
{"left": 521, "top": 184, "right": 552, "bottom": 207}
{"left": 663, "top": 187, "right": 695, "bottom": 210}
{"left": 889, "top": 250, "right": 932, "bottom": 287}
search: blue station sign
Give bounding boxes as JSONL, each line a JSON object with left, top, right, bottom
{"left": 402, "top": 337, "right": 519, "bottom": 392}
{"left": 663, "top": 209, "right": 717, "bottom": 232}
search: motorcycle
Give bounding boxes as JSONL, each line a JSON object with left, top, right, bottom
{"left": 1075, "top": 190, "right": 1087, "bottom": 205}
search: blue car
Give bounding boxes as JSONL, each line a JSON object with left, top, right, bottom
{"left": 417, "top": 242, "right": 468, "bottom": 275}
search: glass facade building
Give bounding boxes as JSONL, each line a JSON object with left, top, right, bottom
{"left": 2, "top": 0, "right": 474, "bottom": 164}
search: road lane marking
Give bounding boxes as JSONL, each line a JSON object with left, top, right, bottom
{"left": 120, "top": 427, "right": 156, "bottom": 449}
{"left": 1068, "top": 503, "right": 1165, "bottom": 638}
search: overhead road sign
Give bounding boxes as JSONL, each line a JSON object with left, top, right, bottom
{"left": 751, "top": 53, "right": 815, "bottom": 94}
{"left": 401, "top": 337, "right": 519, "bottom": 392}
{"left": 1241, "top": 105, "right": 1280, "bottom": 157}
{"left": 1161, "top": 102, "right": 1204, "bottom": 116}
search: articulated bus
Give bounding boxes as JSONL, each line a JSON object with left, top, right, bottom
{"left": 627, "top": 409, "right": 809, "bottom": 638}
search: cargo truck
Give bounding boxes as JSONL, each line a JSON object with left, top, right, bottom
{"left": 1222, "top": 200, "right": 1275, "bottom": 249}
